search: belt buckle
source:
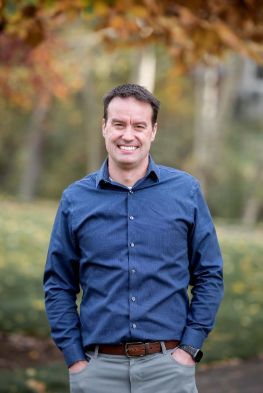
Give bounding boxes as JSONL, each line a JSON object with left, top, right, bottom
{"left": 125, "top": 342, "right": 145, "bottom": 357}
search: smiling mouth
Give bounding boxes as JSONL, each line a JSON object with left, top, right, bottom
{"left": 118, "top": 145, "right": 139, "bottom": 151}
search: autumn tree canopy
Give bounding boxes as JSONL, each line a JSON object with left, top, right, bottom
{"left": 1, "top": 0, "right": 263, "bottom": 64}
{"left": 0, "top": 0, "right": 263, "bottom": 106}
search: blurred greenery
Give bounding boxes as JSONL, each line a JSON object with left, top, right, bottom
{"left": 203, "top": 224, "right": 263, "bottom": 361}
{"left": 1, "top": 44, "right": 262, "bottom": 221}
{"left": 0, "top": 363, "right": 67, "bottom": 393}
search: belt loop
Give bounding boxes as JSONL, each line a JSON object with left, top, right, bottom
{"left": 94, "top": 345, "right": 99, "bottom": 359}
{"left": 145, "top": 342, "right": 150, "bottom": 355}
{"left": 160, "top": 341, "right": 167, "bottom": 354}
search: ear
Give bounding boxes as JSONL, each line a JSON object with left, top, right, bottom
{"left": 102, "top": 118, "right": 106, "bottom": 138}
{"left": 151, "top": 123, "right": 157, "bottom": 142}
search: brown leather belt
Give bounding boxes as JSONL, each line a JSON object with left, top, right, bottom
{"left": 85, "top": 340, "right": 180, "bottom": 357}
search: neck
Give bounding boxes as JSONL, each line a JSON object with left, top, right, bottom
{"left": 108, "top": 157, "right": 149, "bottom": 187}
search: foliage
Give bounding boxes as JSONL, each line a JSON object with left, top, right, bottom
{"left": 1, "top": 0, "right": 263, "bottom": 67}
{"left": 0, "top": 363, "right": 67, "bottom": 393}
{"left": 204, "top": 224, "right": 263, "bottom": 361}
{"left": 0, "top": 198, "right": 54, "bottom": 335}
{"left": 0, "top": 48, "right": 262, "bottom": 219}
{"left": 1, "top": 0, "right": 263, "bottom": 107}
{"left": 0, "top": 30, "right": 85, "bottom": 108}
{"left": 207, "top": 117, "right": 263, "bottom": 220}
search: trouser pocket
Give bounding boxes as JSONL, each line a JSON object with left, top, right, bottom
{"left": 69, "top": 359, "right": 93, "bottom": 393}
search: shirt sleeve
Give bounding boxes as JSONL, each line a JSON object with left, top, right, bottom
{"left": 43, "top": 192, "right": 86, "bottom": 367}
{"left": 181, "top": 181, "right": 224, "bottom": 349}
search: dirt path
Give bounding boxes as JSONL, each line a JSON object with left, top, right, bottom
{"left": 0, "top": 332, "right": 63, "bottom": 369}
{"left": 1, "top": 333, "right": 262, "bottom": 392}
{"left": 197, "top": 357, "right": 263, "bottom": 393}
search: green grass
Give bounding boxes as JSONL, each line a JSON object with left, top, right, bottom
{"left": 203, "top": 224, "right": 263, "bottom": 361}
{"left": 0, "top": 363, "right": 67, "bottom": 393}
{"left": 0, "top": 197, "right": 263, "bottom": 392}
{"left": 0, "top": 198, "right": 55, "bottom": 336}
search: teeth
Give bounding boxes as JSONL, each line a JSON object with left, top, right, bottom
{"left": 119, "top": 146, "right": 137, "bottom": 151}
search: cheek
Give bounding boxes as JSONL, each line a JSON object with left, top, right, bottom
{"left": 105, "top": 135, "right": 118, "bottom": 148}
{"left": 143, "top": 135, "right": 154, "bottom": 145}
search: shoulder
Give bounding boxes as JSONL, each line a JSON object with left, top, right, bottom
{"left": 157, "top": 164, "right": 200, "bottom": 195}
{"left": 61, "top": 171, "right": 98, "bottom": 202}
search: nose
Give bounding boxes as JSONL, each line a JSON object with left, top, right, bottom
{"left": 122, "top": 126, "right": 134, "bottom": 142}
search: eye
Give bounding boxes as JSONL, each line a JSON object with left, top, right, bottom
{"left": 114, "top": 123, "right": 124, "bottom": 129}
{"left": 135, "top": 124, "right": 145, "bottom": 130}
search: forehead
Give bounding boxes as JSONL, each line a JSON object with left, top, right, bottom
{"left": 107, "top": 97, "right": 153, "bottom": 122}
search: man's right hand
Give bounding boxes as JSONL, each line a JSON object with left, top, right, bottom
{"left": 69, "top": 360, "right": 89, "bottom": 374}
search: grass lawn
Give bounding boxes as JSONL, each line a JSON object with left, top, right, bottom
{"left": 0, "top": 197, "right": 262, "bottom": 392}
{"left": 0, "top": 362, "right": 67, "bottom": 393}
{"left": 204, "top": 223, "right": 263, "bottom": 361}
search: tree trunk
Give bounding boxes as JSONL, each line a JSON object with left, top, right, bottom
{"left": 242, "top": 162, "right": 263, "bottom": 226}
{"left": 193, "top": 54, "right": 241, "bottom": 192}
{"left": 83, "top": 76, "right": 104, "bottom": 173}
{"left": 130, "top": 46, "right": 156, "bottom": 92}
{"left": 18, "top": 93, "right": 51, "bottom": 201}
{"left": 242, "top": 196, "right": 261, "bottom": 226}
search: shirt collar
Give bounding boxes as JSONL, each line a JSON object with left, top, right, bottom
{"left": 96, "top": 155, "right": 160, "bottom": 188}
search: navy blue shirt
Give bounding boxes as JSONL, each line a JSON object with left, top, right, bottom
{"left": 44, "top": 156, "right": 223, "bottom": 367}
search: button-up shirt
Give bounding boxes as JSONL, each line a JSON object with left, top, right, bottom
{"left": 44, "top": 156, "right": 224, "bottom": 367}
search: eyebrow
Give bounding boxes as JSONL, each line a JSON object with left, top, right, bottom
{"left": 111, "top": 118, "right": 126, "bottom": 124}
{"left": 134, "top": 122, "right": 147, "bottom": 126}
{"left": 111, "top": 118, "right": 147, "bottom": 126}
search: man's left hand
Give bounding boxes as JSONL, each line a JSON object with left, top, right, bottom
{"left": 171, "top": 348, "right": 196, "bottom": 366}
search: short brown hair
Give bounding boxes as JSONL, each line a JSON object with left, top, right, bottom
{"left": 103, "top": 83, "right": 160, "bottom": 125}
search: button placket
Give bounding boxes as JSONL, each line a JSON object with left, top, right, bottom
{"left": 127, "top": 189, "right": 137, "bottom": 336}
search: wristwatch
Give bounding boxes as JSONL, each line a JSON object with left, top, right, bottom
{"left": 179, "top": 345, "right": 203, "bottom": 362}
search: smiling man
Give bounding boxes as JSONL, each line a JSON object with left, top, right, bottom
{"left": 44, "top": 84, "right": 224, "bottom": 393}
{"left": 102, "top": 94, "right": 157, "bottom": 186}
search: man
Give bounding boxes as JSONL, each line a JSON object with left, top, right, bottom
{"left": 44, "top": 83, "right": 224, "bottom": 393}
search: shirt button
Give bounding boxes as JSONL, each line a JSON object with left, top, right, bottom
{"left": 132, "top": 323, "right": 137, "bottom": 329}
{"left": 130, "top": 242, "right": 135, "bottom": 247}
{"left": 129, "top": 216, "right": 134, "bottom": 220}
{"left": 129, "top": 190, "right": 134, "bottom": 194}
{"left": 131, "top": 269, "right": 136, "bottom": 274}
{"left": 131, "top": 296, "right": 136, "bottom": 302}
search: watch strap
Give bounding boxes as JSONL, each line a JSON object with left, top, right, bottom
{"left": 179, "top": 345, "right": 203, "bottom": 362}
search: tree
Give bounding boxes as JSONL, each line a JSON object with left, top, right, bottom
{"left": 1, "top": 0, "right": 263, "bottom": 70}
{"left": 0, "top": 24, "right": 85, "bottom": 200}
{"left": 0, "top": 0, "right": 262, "bottom": 221}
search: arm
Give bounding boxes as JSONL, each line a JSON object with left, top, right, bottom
{"left": 43, "top": 192, "right": 86, "bottom": 367}
{"left": 181, "top": 182, "right": 224, "bottom": 350}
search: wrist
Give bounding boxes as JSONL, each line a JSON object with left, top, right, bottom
{"left": 178, "top": 345, "right": 203, "bottom": 363}
{"left": 69, "top": 360, "right": 88, "bottom": 371}
{"left": 172, "top": 348, "right": 196, "bottom": 365}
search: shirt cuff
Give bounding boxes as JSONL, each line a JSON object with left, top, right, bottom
{"left": 180, "top": 326, "right": 207, "bottom": 349}
{"left": 62, "top": 342, "right": 86, "bottom": 367}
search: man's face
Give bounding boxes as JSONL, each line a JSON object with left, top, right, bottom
{"left": 102, "top": 97, "right": 157, "bottom": 170}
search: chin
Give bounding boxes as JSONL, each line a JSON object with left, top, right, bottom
{"left": 117, "top": 157, "right": 138, "bottom": 166}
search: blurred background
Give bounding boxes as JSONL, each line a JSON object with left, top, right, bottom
{"left": 0, "top": 1, "right": 262, "bottom": 392}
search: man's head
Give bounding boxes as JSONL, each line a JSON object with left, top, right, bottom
{"left": 102, "top": 84, "right": 160, "bottom": 172}
{"left": 103, "top": 84, "right": 160, "bottom": 126}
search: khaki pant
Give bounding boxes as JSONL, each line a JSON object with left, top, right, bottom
{"left": 69, "top": 346, "right": 198, "bottom": 393}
